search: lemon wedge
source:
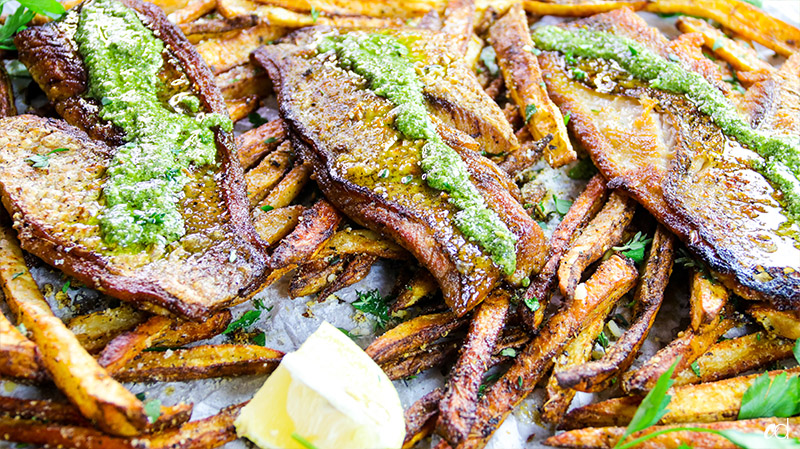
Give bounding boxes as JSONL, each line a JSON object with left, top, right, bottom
{"left": 234, "top": 321, "right": 405, "bottom": 449}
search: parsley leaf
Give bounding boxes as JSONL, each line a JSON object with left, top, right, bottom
{"left": 523, "top": 295, "right": 540, "bottom": 312}
{"left": 567, "top": 157, "right": 598, "bottom": 180}
{"left": 252, "top": 331, "right": 266, "bottom": 346}
{"left": 264, "top": 137, "right": 277, "bottom": 144}
{"left": 597, "top": 331, "right": 609, "bottom": 348}
{"left": 26, "top": 154, "right": 50, "bottom": 168}
{"left": 691, "top": 361, "right": 701, "bottom": 377}
{"left": 310, "top": 6, "right": 320, "bottom": 23}
{"left": 615, "top": 358, "right": 681, "bottom": 447}
{"left": 524, "top": 104, "right": 537, "bottom": 123}
{"left": 61, "top": 280, "right": 71, "bottom": 294}
{"left": 480, "top": 46, "right": 499, "bottom": 76}
{"left": 613, "top": 232, "right": 652, "bottom": 264}
{"left": 338, "top": 327, "right": 355, "bottom": 339}
{"left": 352, "top": 289, "right": 390, "bottom": 329}
{"left": 739, "top": 371, "right": 800, "bottom": 419}
{"left": 248, "top": 112, "right": 268, "bottom": 127}
{"left": 144, "top": 399, "right": 161, "bottom": 423}
{"left": 553, "top": 195, "right": 572, "bottom": 216}
{"left": 795, "top": 339, "right": 800, "bottom": 365}
{"left": 222, "top": 310, "right": 261, "bottom": 334}
{"left": 11, "top": 270, "right": 25, "bottom": 280}
{"left": 501, "top": 348, "right": 517, "bottom": 358}
{"left": 563, "top": 112, "right": 571, "bottom": 126}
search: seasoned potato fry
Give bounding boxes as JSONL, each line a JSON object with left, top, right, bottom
{"left": 68, "top": 306, "right": 149, "bottom": 354}
{"left": 498, "top": 132, "right": 548, "bottom": 178}
{"left": 180, "top": 15, "right": 261, "bottom": 44}
{"left": 391, "top": 269, "right": 439, "bottom": 313}
{"left": 225, "top": 95, "right": 259, "bottom": 123}
{"left": 404, "top": 388, "right": 444, "bottom": 449}
{"left": 258, "top": 163, "right": 312, "bottom": 210}
{"left": 166, "top": 0, "right": 216, "bottom": 24}
{"left": 315, "top": 229, "right": 409, "bottom": 261}
{"left": 0, "top": 65, "right": 16, "bottom": 117}
{"left": 563, "top": 367, "right": 800, "bottom": 431}
{"left": 523, "top": 0, "right": 646, "bottom": 17}
{"left": 547, "top": 417, "right": 800, "bottom": 449}
{"left": 689, "top": 271, "right": 728, "bottom": 333}
{"left": 464, "top": 255, "right": 638, "bottom": 447}
{"left": 251, "top": 0, "right": 443, "bottom": 19}
{"left": 317, "top": 254, "right": 378, "bottom": 300}
{"left": 138, "top": 403, "right": 243, "bottom": 449}
{"left": 113, "top": 345, "right": 283, "bottom": 382}
{"left": 289, "top": 257, "right": 348, "bottom": 298}
{"left": 147, "top": 0, "right": 189, "bottom": 14}
{"left": 252, "top": 205, "right": 304, "bottom": 246}
{"left": 216, "top": 63, "right": 271, "bottom": 101}
{"left": 644, "top": 0, "right": 800, "bottom": 56}
{"left": 557, "top": 226, "right": 675, "bottom": 393}
{"left": 245, "top": 141, "right": 293, "bottom": 206}
{"left": 491, "top": 4, "right": 576, "bottom": 168}
{"left": 268, "top": 199, "right": 343, "bottom": 269}
{"left": 383, "top": 340, "right": 459, "bottom": 381}
{"left": 558, "top": 191, "right": 636, "bottom": 299}
{"left": 0, "top": 305, "right": 45, "bottom": 383}
{"left": 748, "top": 303, "right": 800, "bottom": 339}
{"left": 366, "top": 311, "right": 469, "bottom": 365}
{"left": 195, "top": 23, "right": 288, "bottom": 74}
{"left": 672, "top": 332, "right": 795, "bottom": 387}
{"left": 0, "top": 227, "right": 148, "bottom": 436}
{"left": 437, "top": 289, "right": 510, "bottom": 444}
{"left": 519, "top": 174, "right": 608, "bottom": 331}
{"left": 154, "top": 310, "right": 233, "bottom": 348}
{"left": 98, "top": 315, "right": 172, "bottom": 373}
{"left": 217, "top": 0, "right": 401, "bottom": 27}
{"left": 235, "top": 118, "right": 287, "bottom": 170}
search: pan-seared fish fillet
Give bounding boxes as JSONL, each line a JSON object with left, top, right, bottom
{"left": 538, "top": 9, "right": 800, "bottom": 308}
{"left": 254, "top": 28, "right": 545, "bottom": 315}
{"left": 3, "top": 0, "right": 269, "bottom": 320}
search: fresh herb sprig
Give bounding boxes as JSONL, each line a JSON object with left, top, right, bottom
{"left": 613, "top": 232, "right": 652, "bottom": 264}
{"left": 0, "top": 0, "right": 65, "bottom": 50}
{"left": 222, "top": 298, "right": 272, "bottom": 334}
{"left": 738, "top": 371, "right": 800, "bottom": 419}
{"left": 352, "top": 289, "right": 390, "bottom": 329}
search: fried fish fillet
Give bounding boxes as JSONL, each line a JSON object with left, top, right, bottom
{"left": 254, "top": 27, "right": 545, "bottom": 315}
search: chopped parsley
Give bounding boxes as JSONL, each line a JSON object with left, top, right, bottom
{"left": 252, "top": 331, "right": 266, "bottom": 346}
{"left": 523, "top": 295, "right": 540, "bottom": 312}
{"left": 597, "top": 331, "right": 610, "bottom": 348}
{"left": 224, "top": 299, "right": 272, "bottom": 335}
{"left": 613, "top": 232, "right": 652, "bottom": 264}
{"left": 480, "top": 46, "right": 499, "bottom": 76}
{"left": 352, "top": 289, "right": 390, "bottom": 329}
{"left": 563, "top": 112, "right": 571, "bottom": 126}
{"left": 310, "top": 6, "right": 320, "bottom": 23}
{"left": 478, "top": 372, "right": 502, "bottom": 398}
{"left": 690, "top": 361, "right": 701, "bottom": 377}
{"left": 524, "top": 104, "right": 537, "bottom": 123}
{"left": 144, "top": 399, "right": 161, "bottom": 423}
{"left": 264, "top": 137, "right": 277, "bottom": 144}
{"left": 567, "top": 157, "right": 598, "bottom": 180}
{"left": 260, "top": 205, "right": 274, "bottom": 212}
{"left": 0, "top": 0, "right": 64, "bottom": 50}
{"left": 292, "top": 433, "right": 319, "bottom": 449}
{"left": 553, "top": 195, "right": 572, "bottom": 216}
{"left": 61, "top": 280, "right": 71, "bottom": 294}
{"left": 248, "top": 111, "right": 268, "bottom": 127}
{"left": 500, "top": 348, "right": 517, "bottom": 358}
{"left": 26, "top": 148, "right": 68, "bottom": 169}
{"left": 11, "top": 270, "right": 25, "bottom": 280}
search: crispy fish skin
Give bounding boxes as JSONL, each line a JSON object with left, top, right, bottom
{"left": 254, "top": 29, "right": 545, "bottom": 315}
{"left": 4, "top": 0, "right": 270, "bottom": 320}
{"left": 538, "top": 9, "right": 800, "bottom": 309}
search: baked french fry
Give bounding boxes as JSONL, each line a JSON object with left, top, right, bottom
{"left": 68, "top": 305, "right": 149, "bottom": 354}
{"left": 523, "top": 0, "right": 646, "bottom": 17}
{"left": 404, "top": 388, "right": 444, "bottom": 449}
{"left": 518, "top": 174, "right": 608, "bottom": 331}
{"left": 268, "top": 199, "right": 343, "bottom": 269}
{"left": 225, "top": 95, "right": 259, "bottom": 123}
{"left": 689, "top": 271, "right": 728, "bottom": 333}
{"left": 437, "top": 289, "right": 510, "bottom": 444}
{"left": 547, "top": 417, "right": 800, "bottom": 449}
{"left": 491, "top": 4, "right": 576, "bottom": 168}
{"left": 180, "top": 15, "right": 260, "bottom": 44}
{"left": 0, "top": 305, "right": 45, "bottom": 383}
{"left": 258, "top": 163, "right": 312, "bottom": 210}
{"left": 462, "top": 255, "right": 638, "bottom": 448}
{"left": 558, "top": 191, "right": 636, "bottom": 299}
{"left": 390, "top": 269, "right": 439, "bottom": 313}
{"left": 383, "top": 340, "right": 459, "bottom": 381}
{"left": 366, "top": 311, "right": 469, "bottom": 365}
{"left": 0, "top": 65, "right": 16, "bottom": 117}
{"left": 216, "top": 63, "right": 271, "bottom": 101}
{"left": 315, "top": 229, "right": 409, "bottom": 261}
{"left": 113, "top": 345, "right": 283, "bottom": 382}
{"left": 0, "top": 226, "right": 147, "bottom": 436}
{"left": 235, "top": 118, "right": 287, "bottom": 170}
{"left": 317, "top": 254, "right": 377, "bottom": 300}
{"left": 289, "top": 257, "right": 348, "bottom": 298}
{"left": 252, "top": 205, "right": 304, "bottom": 246}
{"left": 672, "top": 332, "right": 795, "bottom": 387}
{"left": 245, "top": 141, "right": 293, "bottom": 206}
{"left": 154, "top": 309, "right": 233, "bottom": 348}
{"left": 748, "top": 303, "right": 800, "bottom": 339}
{"left": 217, "top": 0, "right": 402, "bottom": 28}
{"left": 166, "top": 0, "right": 216, "bottom": 24}
{"left": 98, "top": 315, "right": 173, "bottom": 373}
{"left": 195, "top": 23, "right": 288, "bottom": 74}
{"left": 556, "top": 225, "right": 675, "bottom": 393}
{"left": 138, "top": 403, "right": 243, "bottom": 449}
{"left": 249, "top": 0, "right": 443, "bottom": 19}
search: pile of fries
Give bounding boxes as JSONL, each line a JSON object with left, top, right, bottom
{"left": 1, "top": 0, "right": 799, "bottom": 448}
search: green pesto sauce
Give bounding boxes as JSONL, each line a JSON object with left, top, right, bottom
{"left": 532, "top": 26, "right": 800, "bottom": 223}
{"left": 317, "top": 33, "right": 518, "bottom": 275}
{"left": 75, "top": 0, "right": 232, "bottom": 249}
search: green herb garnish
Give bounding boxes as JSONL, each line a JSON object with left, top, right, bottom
{"left": 223, "top": 310, "right": 261, "bottom": 334}
{"left": 61, "top": 281, "right": 71, "bottom": 294}
{"left": 252, "top": 331, "right": 266, "bottom": 346}
{"left": 144, "top": 399, "right": 161, "bottom": 423}
{"left": 264, "top": 137, "right": 277, "bottom": 144}
{"left": 563, "top": 112, "right": 571, "bottom": 126}
{"left": 613, "top": 232, "right": 652, "bottom": 264}
{"left": 310, "top": 6, "right": 320, "bottom": 23}
{"left": 292, "top": 433, "right": 319, "bottom": 449}
{"left": 567, "top": 157, "right": 598, "bottom": 180}
{"left": 553, "top": 195, "right": 572, "bottom": 216}
{"left": 597, "top": 331, "right": 610, "bottom": 348}
{"left": 248, "top": 112, "right": 268, "bottom": 127}
{"left": 501, "top": 348, "right": 517, "bottom": 358}
{"left": 352, "top": 289, "right": 390, "bottom": 329}
{"left": 523, "top": 295, "right": 540, "bottom": 312}
{"left": 525, "top": 104, "right": 537, "bottom": 123}
{"left": 11, "top": 270, "right": 25, "bottom": 280}
{"left": 739, "top": 371, "right": 800, "bottom": 419}
{"left": 690, "top": 361, "right": 701, "bottom": 377}
{"left": 260, "top": 205, "right": 274, "bottom": 212}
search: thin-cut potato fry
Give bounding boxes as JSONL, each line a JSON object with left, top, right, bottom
{"left": 563, "top": 367, "right": 800, "bottom": 431}
{"left": 113, "top": 345, "right": 283, "bottom": 383}
{"left": 441, "top": 0, "right": 475, "bottom": 54}
{"left": 0, "top": 305, "right": 45, "bottom": 383}
{"left": 216, "top": 63, "right": 271, "bottom": 101}
{"left": 217, "top": 0, "right": 401, "bottom": 28}
{"left": 437, "top": 289, "right": 510, "bottom": 445}
{"left": 317, "top": 254, "right": 378, "bottom": 300}
{"left": 523, "top": 0, "right": 646, "bottom": 17}
{"left": 258, "top": 163, "right": 312, "bottom": 210}
{"left": 225, "top": 95, "right": 259, "bottom": 123}
{"left": 366, "top": 311, "right": 469, "bottom": 365}
{"left": 147, "top": 0, "right": 189, "bottom": 14}
{"left": 314, "top": 229, "right": 409, "bottom": 261}
{"left": 748, "top": 303, "right": 800, "bottom": 339}
{"left": 557, "top": 225, "right": 675, "bottom": 393}
{"left": 491, "top": 4, "right": 576, "bottom": 168}
{"left": 138, "top": 403, "right": 243, "bottom": 449}
{"left": 235, "top": 118, "right": 287, "bottom": 170}
{"left": 252, "top": 205, "right": 304, "bottom": 246}
{"left": 154, "top": 310, "right": 233, "bottom": 348}
{"left": 498, "top": 133, "right": 548, "bottom": 179}
{"left": 250, "top": 0, "right": 443, "bottom": 19}
{"left": 558, "top": 191, "right": 636, "bottom": 299}
{"left": 672, "top": 332, "right": 795, "bottom": 387}
{"left": 0, "top": 227, "right": 148, "bottom": 436}
{"left": 0, "top": 64, "right": 16, "bottom": 117}
{"left": 289, "top": 257, "right": 348, "bottom": 298}
{"left": 543, "top": 298, "right": 612, "bottom": 424}
{"left": 689, "top": 271, "right": 728, "bottom": 333}
{"left": 390, "top": 269, "right": 439, "bottom": 313}
{"left": 519, "top": 174, "right": 608, "bottom": 331}
{"left": 98, "top": 315, "right": 172, "bottom": 373}
{"left": 644, "top": 0, "right": 800, "bottom": 57}
{"left": 547, "top": 417, "right": 800, "bottom": 449}
{"left": 383, "top": 340, "right": 459, "bottom": 381}
{"left": 462, "top": 255, "right": 638, "bottom": 448}
{"left": 68, "top": 306, "right": 148, "bottom": 354}
{"left": 245, "top": 141, "right": 293, "bottom": 206}
{"left": 268, "top": 199, "right": 342, "bottom": 269}
{"left": 180, "top": 15, "right": 260, "bottom": 44}
{"left": 675, "top": 16, "right": 774, "bottom": 77}
{"left": 404, "top": 388, "right": 444, "bottom": 449}
{"left": 195, "top": 23, "right": 288, "bottom": 74}
{"left": 166, "top": 0, "right": 216, "bottom": 24}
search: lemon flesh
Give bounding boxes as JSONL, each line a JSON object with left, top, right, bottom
{"left": 234, "top": 321, "right": 405, "bottom": 449}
